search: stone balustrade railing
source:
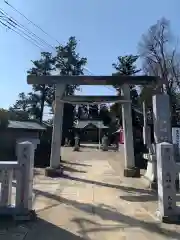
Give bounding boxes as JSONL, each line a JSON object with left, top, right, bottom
{"left": 0, "top": 141, "right": 36, "bottom": 220}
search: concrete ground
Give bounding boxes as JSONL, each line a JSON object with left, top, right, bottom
{"left": 0, "top": 147, "right": 180, "bottom": 239}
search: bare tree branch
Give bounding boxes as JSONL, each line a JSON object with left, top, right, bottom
{"left": 138, "top": 17, "right": 180, "bottom": 95}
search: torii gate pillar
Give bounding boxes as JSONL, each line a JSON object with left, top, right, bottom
{"left": 45, "top": 84, "right": 66, "bottom": 177}
{"left": 121, "top": 84, "right": 140, "bottom": 177}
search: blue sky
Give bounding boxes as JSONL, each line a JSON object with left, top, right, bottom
{"left": 0, "top": 0, "right": 179, "bottom": 113}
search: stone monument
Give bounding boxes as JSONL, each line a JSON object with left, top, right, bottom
{"left": 144, "top": 94, "right": 172, "bottom": 189}
{"left": 156, "top": 142, "right": 179, "bottom": 222}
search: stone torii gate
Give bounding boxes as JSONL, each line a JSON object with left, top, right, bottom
{"left": 27, "top": 75, "right": 156, "bottom": 177}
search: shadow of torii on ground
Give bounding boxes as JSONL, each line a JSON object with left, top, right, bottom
{"left": 32, "top": 187, "right": 180, "bottom": 239}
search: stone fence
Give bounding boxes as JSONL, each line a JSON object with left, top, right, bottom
{"left": 0, "top": 141, "right": 36, "bottom": 220}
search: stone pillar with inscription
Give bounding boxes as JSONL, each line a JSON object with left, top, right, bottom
{"left": 172, "top": 127, "right": 180, "bottom": 162}
{"left": 172, "top": 127, "right": 180, "bottom": 190}
{"left": 16, "top": 141, "right": 35, "bottom": 216}
{"left": 156, "top": 142, "right": 179, "bottom": 223}
{"left": 45, "top": 84, "right": 66, "bottom": 177}
{"left": 121, "top": 84, "right": 140, "bottom": 177}
{"left": 153, "top": 94, "right": 172, "bottom": 144}
{"left": 150, "top": 94, "right": 172, "bottom": 189}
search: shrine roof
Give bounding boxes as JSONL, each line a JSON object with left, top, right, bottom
{"left": 8, "top": 120, "right": 46, "bottom": 130}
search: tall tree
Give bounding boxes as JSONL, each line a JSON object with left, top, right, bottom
{"left": 54, "top": 36, "right": 87, "bottom": 96}
{"left": 88, "top": 104, "right": 99, "bottom": 119}
{"left": 9, "top": 92, "right": 40, "bottom": 120}
{"left": 138, "top": 17, "right": 180, "bottom": 113}
{"left": 53, "top": 36, "right": 87, "bottom": 141}
{"left": 8, "top": 109, "right": 29, "bottom": 121}
{"left": 111, "top": 55, "right": 141, "bottom": 125}
{"left": 27, "top": 52, "right": 55, "bottom": 122}
{"left": 10, "top": 92, "right": 31, "bottom": 120}
{"left": 11, "top": 92, "right": 29, "bottom": 112}
{"left": 112, "top": 55, "right": 140, "bottom": 105}
{"left": 99, "top": 104, "right": 111, "bottom": 125}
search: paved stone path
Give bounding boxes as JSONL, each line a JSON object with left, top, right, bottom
{"left": 0, "top": 147, "right": 180, "bottom": 239}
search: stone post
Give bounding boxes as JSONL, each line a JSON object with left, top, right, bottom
{"left": 74, "top": 135, "right": 80, "bottom": 151}
{"left": 101, "top": 135, "right": 108, "bottom": 151}
{"left": 172, "top": 127, "right": 180, "bottom": 161}
{"left": 153, "top": 94, "right": 172, "bottom": 144}
{"left": 172, "top": 127, "right": 180, "bottom": 191}
{"left": 149, "top": 94, "right": 172, "bottom": 189}
{"left": 121, "top": 84, "right": 140, "bottom": 177}
{"left": 142, "top": 101, "right": 150, "bottom": 146}
{"left": 156, "top": 142, "right": 178, "bottom": 223}
{"left": 16, "top": 141, "right": 34, "bottom": 213}
{"left": 45, "top": 84, "right": 66, "bottom": 177}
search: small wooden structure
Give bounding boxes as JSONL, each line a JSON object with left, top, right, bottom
{"left": 0, "top": 120, "right": 46, "bottom": 161}
{"left": 74, "top": 120, "right": 108, "bottom": 143}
